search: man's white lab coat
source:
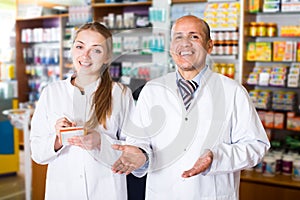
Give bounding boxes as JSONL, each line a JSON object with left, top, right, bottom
{"left": 134, "top": 68, "right": 270, "bottom": 200}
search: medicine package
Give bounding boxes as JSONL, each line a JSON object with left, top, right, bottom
{"left": 59, "top": 126, "right": 86, "bottom": 145}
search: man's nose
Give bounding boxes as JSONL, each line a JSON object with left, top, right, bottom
{"left": 181, "top": 37, "right": 192, "bottom": 46}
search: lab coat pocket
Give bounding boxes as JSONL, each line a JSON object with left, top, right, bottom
{"left": 200, "top": 119, "right": 230, "bottom": 151}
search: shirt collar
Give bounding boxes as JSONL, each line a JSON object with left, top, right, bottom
{"left": 176, "top": 65, "right": 208, "bottom": 87}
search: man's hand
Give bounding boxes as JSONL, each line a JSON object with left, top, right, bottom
{"left": 181, "top": 150, "right": 213, "bottom": 178}
{"left": 111, "top": 144, "right": 147, "bottom": 175}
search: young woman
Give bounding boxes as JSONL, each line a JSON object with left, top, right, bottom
{"left": 30, "top": 22, "right": 148, "bottom": 200}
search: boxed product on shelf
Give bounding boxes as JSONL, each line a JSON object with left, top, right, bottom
{"left": 281, "top": 0, "right": 300, "bottom": 12}
{"left": 286, "top": 112, "right": 300, "bottom": 131}
{"left": 274, "top": 112, "right": 285, "bottom": 129}
{"left": 287, "top": 73, "right": 300, "bottom": 87}
{"left": 297, "top": 42, "right": 300, "bottom": 61}
{"left": 246, "top": 42, "right": 272, "bottom": 61}
{"left": 269, "top": 72, "right": 286, "bottom": 86}
{"left": 249, "top": 89, "right": 272, "bottom": 109}
{"left": 247, "top": 66, "right": 272, "bottom": 86}
{"left": 247, "top": 72, "right": 260, "bottom": 85}
{"left": 249, "top": 0, "right": 263, "bottom": 13}
{"left": 269, "top": 65, "right": 288, "bottom": 87}
{"left": 263, "top": 0, "right": 280, "bottom": 13}
{"left": 264, "top": 111, "right": 274, "bottom": 128}
{"left": 259, "top": 72, "right": 271, "bottom": 86}
{"left": 204, "top": 1, "right": 240, "bottom": 29}
{"left": 272, "top": 91, "right": 297, "bottom": 111}
{"left": 273, "top": 41, "right": 297, "bottom": 62}
{"left": 287, "top": 63, "right": 300, "bottom": 87}
{"left": 257, "top": 110, "right": 267, "bottom": 127}
{"left": 280, "top": 26, "right": 300, "bottom": 37}
{"left": 257, "top": 109, "right": 286, "bottom": 129}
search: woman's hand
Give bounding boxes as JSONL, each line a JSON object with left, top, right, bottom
{"left": 67, "top": 129, "right": 101, "bottom": 150}
{"left": 54, "top": 117, "right": 76, "bottom": 151}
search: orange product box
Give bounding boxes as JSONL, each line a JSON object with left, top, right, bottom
{"left": 257, "top": 110, "right": 267, "bottom": 126}
{"left": 264, "top": 111, "right": 274, "bottom": 128}
{"left": 59, "top": 126, "right": 86, "bottom": 145}
{"left": 274, "top": 112, "right": 285, "bottom": 129}
{"left": 273, "top": 41, "right": 296, "bottom": 62}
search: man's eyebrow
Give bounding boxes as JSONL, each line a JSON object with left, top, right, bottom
{"left": 173, "top": 31, "right": 200, "bottom": 35}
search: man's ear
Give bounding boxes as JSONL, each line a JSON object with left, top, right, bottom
{"left": 206, "top": 40, "right": 214, "bottom": 54}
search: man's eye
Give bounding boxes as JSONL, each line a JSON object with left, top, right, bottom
{"left": 191, "top": 35, "right": 199, "bottom": 39}
{"left": 175, "top": 36, "right": 183, "bottom": 40}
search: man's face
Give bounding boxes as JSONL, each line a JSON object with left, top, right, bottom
{"left": 170, "top": 18, "right": 213, "bottom": 74}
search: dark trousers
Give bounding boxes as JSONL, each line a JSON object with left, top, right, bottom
{"left": 127, "top": 174, "right": 147, "bottom": 200}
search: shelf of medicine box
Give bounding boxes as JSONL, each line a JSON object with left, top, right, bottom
{"left": 16, "top": 13, "right": 69, "bottom": 21}
{"left": 92, "top": 1, "right": 152, "bottom": 23}
{"left": 110, "top": 27, "right": 153, "bottom": 38}
{"left": 92, "top": 1, "right": 152, "bottom": 8}
{"left": 21, "top": 40, "right": 61, "bottom": 44}
{"left": 262, "top": 125, "right": 291, "bottom": 133}
{"left": 250, "top": 84, "right": 300, "bottom": 90}
{"left": 171, "top": 0, "right": 206, "bottom": 3}
{"left": 210, "top": 55, "right": 237, "bottom": 60}
{"left": 245, "top": 60, "right": 300, "bottom": 64}
{"left": 63, "top": 40, "right": 72, "bottom": 49}
{"left": 246, "top": 36, "right": 300, "bottom": 39}
{"left": 207, "top": 0, "right": 238, "bottom": 2}
{"left": 211, "top": 27, "right": 239, "bottom": 32}
{"left": 246, "top": 11, "right": 300, "bottom": 15}
{"left": 255, "top": 106, "right": 298, "bottom": 113}
{"left": 112, "top": 53, "right": 152, "bottom": 63}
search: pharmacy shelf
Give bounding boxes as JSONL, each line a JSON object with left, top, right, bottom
{"left": 91, "top": 1, "right": 152, "bottom": 8}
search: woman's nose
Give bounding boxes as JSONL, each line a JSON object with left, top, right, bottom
{"left": 81, "top": 49, "right": 90, "bottom": 58}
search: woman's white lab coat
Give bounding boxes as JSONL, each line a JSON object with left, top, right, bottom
{"left": 134, "top": 68, "right": 270, "bottom": 200}
{"left": 30, "top": 77, "right": 144, "bottom": 200}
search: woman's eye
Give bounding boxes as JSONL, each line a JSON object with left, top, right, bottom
{"left": 92, "top": 49, "right": 102, "bottom": 54}
{"left": 75, "top": 45, "right": 83, "bottom": 49}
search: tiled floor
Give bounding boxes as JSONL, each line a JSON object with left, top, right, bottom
{"left": 0, "top": 151, "right": 25, "bottom": 200}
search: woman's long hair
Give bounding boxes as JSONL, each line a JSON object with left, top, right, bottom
{"left": 73, "top": 22, "right": 113, "bottom": 129}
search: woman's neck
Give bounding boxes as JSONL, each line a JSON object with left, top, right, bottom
{"left": 75, "top": 75, "right": 99, "bottom": 87}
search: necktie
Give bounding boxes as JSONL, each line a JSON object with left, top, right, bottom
{"left": 178, "top": 79, "right": 198, "bottom": 110}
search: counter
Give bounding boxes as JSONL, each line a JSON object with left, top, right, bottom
{"left": 240, "top": 170, "right": 300, "bottom": 200}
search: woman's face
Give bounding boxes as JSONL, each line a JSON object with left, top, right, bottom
{"left": 72, "top": 29, "right": 109, "bottom": 77}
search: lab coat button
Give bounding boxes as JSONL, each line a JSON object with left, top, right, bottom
{"left": 185, "top": 117, "right": 188, "bottom": 121}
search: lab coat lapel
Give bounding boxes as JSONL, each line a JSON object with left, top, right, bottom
{"left": 163, "top": 72, "right": 187, "bottom": 112}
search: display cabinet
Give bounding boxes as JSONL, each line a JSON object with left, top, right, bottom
{"left": 91, "top": 0, "right": 161, "bottom": 92}
{"left": 243, "top": 2, "right": 300, "bottom": 150}
{"left": 15, "top": 14, "right": 68, "bottom": 103}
